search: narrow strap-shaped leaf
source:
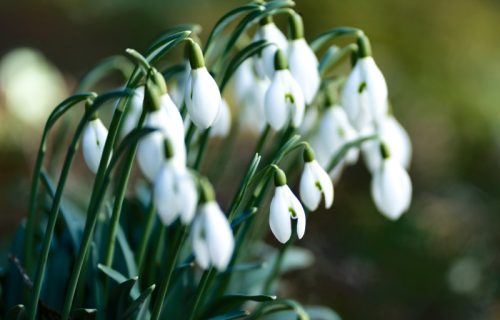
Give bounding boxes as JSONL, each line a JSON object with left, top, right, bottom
{"left": 146, "top": 26, "right": 198, "bottom": 55}
{"left": 230, "top": 207, "right": 257, "bottom": 229}
{"left": 107, "top": 127, "right": 158, "bottom": 172}
{"left": 223, "top": 261, "right": 266, "bottom": 273}
{"left": 207, "top": 294, "right": 276, "bottom": 318}
{"left": 108, "top": 277, "right": 138, "bottom": 317}
{"left": 219, "top": 40, "right": 271, "bottom": 91}
{"left": 39, "top": 170, "right": 82, "bottom": 252}
{"left": 319, "top": 43, "right": 358, "bottom": 78}
{"left": 208, "top": 310, "right": 250, "bottom": 320}
{"left": 120, "top": 284, "right": 156, "bottom": 319}
{"left": 97, "top": 264, "right": 128, "bottom": 284}
{"left": 326, "top": 134, "right": 378, "bottom": 172}
{"left": 146, "top": 30, "right": 192, "bottom": 64}
{"left": 204, "top": 3, "right": 264, "bottom": 54}
{"left": 311, "top": 26, "right": 363, "bottom": 52}
{"left": 77, "top": 55, "right": 133, "bottom": 92}
{"left": 161, "top": 64, "right": 186, "bottom": 81}
{"left": 116, "top": 225, "right": 139, "bottom": 279}
{"left": 46, "top": 93, "right": 97, "bottom": 128}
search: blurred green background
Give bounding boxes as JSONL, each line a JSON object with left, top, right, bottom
{"left": 1, "top": 0, "right": 500, "bottom": 319}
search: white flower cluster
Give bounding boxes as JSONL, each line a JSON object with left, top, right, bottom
{"left": 80, "top": 11, "right": 412, "bottom": 269}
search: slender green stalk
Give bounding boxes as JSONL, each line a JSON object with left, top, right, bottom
{"left": 187, "top": 268, "right": 216, "bottom": 320}
{"left": 193, "top": 129, "right": 211, "bottom": 170}
{"left": 23, "top": 94, "right": 93, "bottom": 278}
{"left": 135, "top": 196, "right": 157, "bottom": 272}
{"left": 263, "top": 233, "right": 295, "bottom": 294}
{"left": 150, "top": 225, "right": 188, "bottom": 320}
{"left": 27, "top": 98, "right": 102, "bottom": 320}
{"left": 61, "top": 106, "right": 146, "bottom": 320}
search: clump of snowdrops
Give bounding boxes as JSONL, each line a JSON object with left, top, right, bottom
{"left": 1, "top": 0, "right": 412, "bottom": 319}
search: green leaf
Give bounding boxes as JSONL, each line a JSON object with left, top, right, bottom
{"left": 162, "top": 64, "right": 186, "bottom": 81}
{"left": 71, "top": 308, "right": 97, "bottom": 320}
{"left": 116, "top": 224, "right": 139, "bottom": 279}
{"left": 224, "top": 261, "right": 267, "bottom": 273}
{"left": 319, "top": 44, "right": 358, "bottom": 78}
{"left": 108, "top": 277, "right": 138, "bottom": 318}
{"left": 6, "top": 304, "right": 26, "bottom": 320}
{"left": 311, "top": 27, "right": 363, "bottom": 52}
{"left": 208, "top": 310, "right": 250, "bottom": 320}
{"left": 146, "top": 30, "right": 193, "bottom": 65}
{"left": 146, "top": 25, "right": 198, "bottom": 55}
{"left": 326, "top": 134, "right": 378, "bottom": 172}
{"left": 40, "top": 170, "right": 82, "bottom": 252}
{"left": 205, "top": 3, "right": 264, "bottom": 54}
{"left": 120, "top": 284, "right": 155, "bottom": 319}
{"left": 77, "top": 55, "right": 133, "bottom": 92}
{"left": 47, "top": 93, "right": 96, "bottom": 128}
{"left": 223, "top": 2, "right": 294, "bottom": 57}
{"left": 208, "top": 294, "right": 276, "bottom": 317}
{"left": 231, "top": 207, "right": 257, "bottom": 229}
{"left": 303, "top": 306, "right": 342, "bottom": 320}
{"left": 219, "top": 40, "right": 271, "bottom": 91}
{"left": 98, "top": 264, "right": 128, "bottom": 284}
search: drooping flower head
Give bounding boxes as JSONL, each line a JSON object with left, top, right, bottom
{"left": 191, "top": 178, "right": 234, "bottom": 271}
{"left": 154, "top": 139, "right": 198, "bottom": 225}
{"left": 137, "top": 69, "right": 186, "bottom": 181}
{"left": 287, "top": 13, "right": 320, "bottom": 104}
{"left": 264, "top": 50, "right": 305, "bottom": 131}
{"left": 299, "top": 145, "right": 334, "bottom": 211}
{"left": 371, "top": 142, "right": 412, "bottom": 220}
{"left": 269, "top": 166, "right": 306, "bottom": 244}
{"left": 82, "top": 114, "right": 109, "bottom": 174}
{"left": 341, "top": 34, "right": 388, "bottom": 131}
{"left": 253, "top": 15, "right": 288, "bottom": 79}
{"left": 184, "top": 40, "right": 222, "bottom": 129}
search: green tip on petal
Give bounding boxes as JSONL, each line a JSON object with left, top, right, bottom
{"left": 274, "top": 49, "right": 288, "bottom": 71}
{"left": 273, "top": 166, "right": 287, "bottom": 186}
{"left": 303, "top": 145, "right": 315, "bottom": 163}
{"left": 199, "top": 177, "right": 215, "bottom": 203}
{"left": 163, "top": 138, "right": 174, "bottom": 160}
{"left": 380, "top": 142, "right": 391, "bottom": 160}
{"left": 186, "top": 39, "right": 205, "bottom": 69}
{"left": 357, "top": 34, "right": 372, "bottom": 58}
{"left": 288, "top": 13, "right": 304, "bottom": 40}
{"left": 151, "top": 68, "right": 167, "bottom": 95}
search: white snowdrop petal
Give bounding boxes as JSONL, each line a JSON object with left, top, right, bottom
{"left": 299, "top": 163, "right": 322, "bottom": 211}
{"left": 288, "top": 77, "right": 305, "bottom": 128}
{"left": 384, "top": 116, "right": 412, "bottom": 169}
{"left": 82, "top": 119, "right": 108, "bottom": 174}
{"left": 121, "top": 86, "right": 144, "bottom": 138}
{"left": 284, "top": 186, "right": 306, "bottom": 239}
{"left": 178, "top": 175, "right": 198, "bottom": 225}
{"left": 210, "top": 99, "right": 231, "bottom": 138}
{"left": 341, "top": 63, "right": 363, "bottom": 128}
{"left": 359, "top": 57, "right": 388, "bottom": 124}
{"left": 185, "top": 68, "right": 221, "bottom": 129}
{"left": 137, "top": 131, "right": 164, "bottom": 181}
{"left": 154, "top": 164, "right": 179, "bottom": 225}
{"left": 288, "top": 39, "right": 320, "bottom": 104}
{"left": 265, "top": 72, "right": 289, "bottom": 130}
{"left": 313, "top": 161, "right": 334, "bottom": 209}
{"left": 269, "top": 187, "right": 293, "bottom": 243}
{"left": 192, "top": 214, "right": 210, "bottom": 269}
{"left": 204, "top": 203, "right": 234, "bottom": 271}
{"left": 371, "top": 159, "right": 412, "bottom": 220}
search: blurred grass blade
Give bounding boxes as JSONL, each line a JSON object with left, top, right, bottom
{"left": 208, "top": 310, "right": 250, "bottom": 320}
{"left": 71, "top": 308, "right": 97, "bottom": 320}
{"left": 120, "top": 284, "right": 155, "bottom": 319}
{"left": 146, "top": 30, "right": 192, "bottom": 64}
{"left": 98, "top": 264, "right": 128, "bottom": 284}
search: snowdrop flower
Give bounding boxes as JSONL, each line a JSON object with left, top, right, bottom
{"left": 137, "top": 72, "right": 186, "bottom": 181}
{"left": 341, "top": 35, "right": 388, "bottom": 131}
{"left": 264, "top": 50, "right": 305, "bottom": 131}
{"left": 191, "top": 179, "right": 234, "bottom": 271}
{"left": 362, "top": 115, "right": 412, "bottom": 173}
{"left": 299, "top": 146, "right": 334, "bottom": 211}
{"left": 154, "top": 139, "right": 197, "bottom": 225}
{"left": 313, "top": 105, "right": 359, "bottom": 168}
{"left": 82, "top": 116, "right": 108, "bottom": 174}
{"left": 253, "top": 16, "right": 288, "bottom": 79}
{"left": 232, "top": 59, "right": 269, "bottom": 133}
{"left": 210, "top": 99, "right": 231, "bottom": 138}
{"left": 371, "top": 143, "right": 412, "bottom": 220}
{"left": 184, "top": 40, "right": 221, "bottom": 129}
{"left": 287, "top": 14, "right": 320, "bottom": 104}
{"left": 269, "top": 166, "right": 306, "bottom": 244}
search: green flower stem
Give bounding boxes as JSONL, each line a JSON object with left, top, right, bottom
{"left": 187, "top": 268, "right": 217, "bottom": 320}
{"left": 60, "top": 91, "right": 145, "bottom": 320}
{"left": 135, "top": 196, "right": 157, "bottom": 273}
{"left": 193, "top": 128, "right": 211, "bottom": 170}
{"left": 27, "top": 96, "right": 104, "bottom": 320}
{"left": 310, "top": 26, "right": 364, "bottom": 52}
{"left": 248, "top": 299, "right": 309, "bottom": 320}
{"left": 262, "top": 230, "right": 297, "bottom": 295}
{"left": 23, "top": 94, "right": 94, "bottom": 278}
{"left": 150, "top": 225, "right": 189, "bottom": 320}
